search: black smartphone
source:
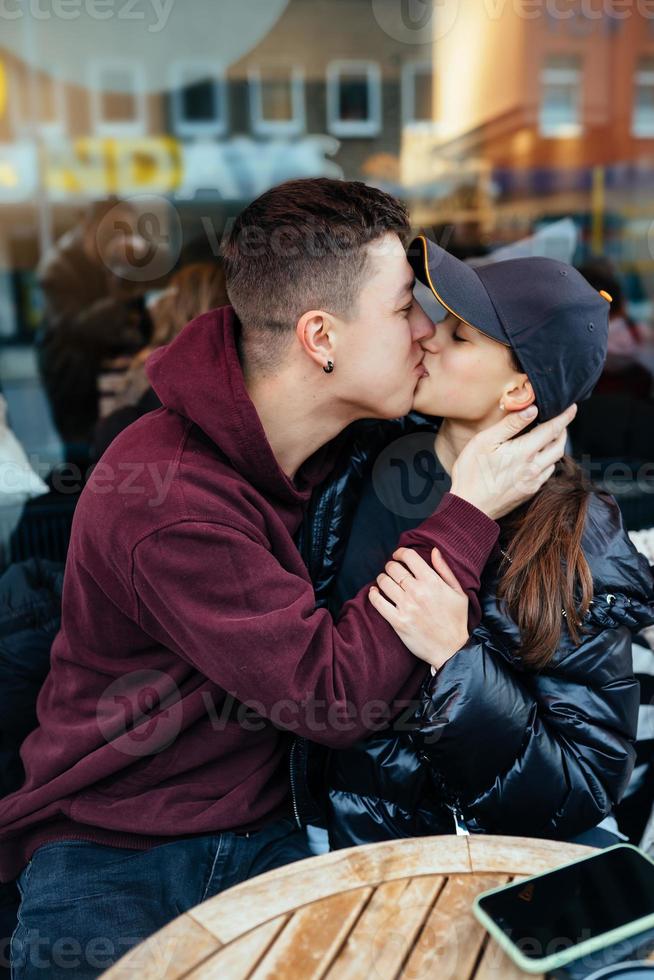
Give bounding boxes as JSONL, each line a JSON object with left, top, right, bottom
{"left": 473, "top": 845, "right": 654, "bottom": 975}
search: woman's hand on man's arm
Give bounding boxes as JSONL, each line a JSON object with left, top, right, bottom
{"left": 369, "top": 546, "right": 468, "bottom": 670}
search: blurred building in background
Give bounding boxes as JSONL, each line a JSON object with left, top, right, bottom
{"left": 412, "top": 0, "right": 654, "bottom": 296}
{"left": 3, "top": 0, "right": 654, "bottom": 331}
{"left": 0, "top": 0, "right": 653, "bottom": 541}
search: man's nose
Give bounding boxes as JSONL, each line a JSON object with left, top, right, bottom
{"left": 412, "top": 308, "right": 436, "bottom": 343}
{"left": 424, "top": 316, "right": 454, "bottom": 354}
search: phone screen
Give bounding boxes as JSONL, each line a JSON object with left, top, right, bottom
{"left": 476, "top": 847, "right": 654, "bottom": 962}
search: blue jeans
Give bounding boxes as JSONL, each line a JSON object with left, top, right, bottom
{"left": 10, "top": 817, "right": 311, "bottom": 979}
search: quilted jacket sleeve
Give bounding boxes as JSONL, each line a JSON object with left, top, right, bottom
{"left": 414, "top": 608, "right": 643, "bottom": 839}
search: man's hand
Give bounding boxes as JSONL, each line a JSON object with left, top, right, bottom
{"left": 369, "top": 546, "right": 468, "bottom": 670}
{"left": 450, "top": 404, "right": 577, "bottom": 521}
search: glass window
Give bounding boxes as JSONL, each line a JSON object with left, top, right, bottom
{"left": 249, "top": 66, "right": 305, "bottom": 136}
{"left": 633, "top": 57, "right": 654, "bottom": 138}
{"left": 326, "top": 60, "right": 381, "bottom": 137}
{"left": 10, "top": 65, "right": 67, "bottom": 140}
{"left": 170, "top": 62, "right": 228, "bottom": 138}
{"left": 402, "top": 62, "right": 435, "bottom": 127}
{"left": 89, "top": 61, "right": 147, "bottom": 137}
{"left": 4, "top": 3, "right": 654, "bottom": 541}
{"left": 539, "top": 55, "right": 582, "bottom": 137}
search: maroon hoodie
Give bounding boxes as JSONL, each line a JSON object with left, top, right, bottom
{"left": 0, "top": 307, "right": 498, "bottom": 881}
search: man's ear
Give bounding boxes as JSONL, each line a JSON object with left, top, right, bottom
{"left": 503, "top": 376, "right": 535, "bottom": 412}
{"left": 296, "top": 310, "right": 335, "bottom": 371}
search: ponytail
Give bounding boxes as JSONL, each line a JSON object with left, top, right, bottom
{"left": 497, "top": 455, "right": 594, "bottom": 669}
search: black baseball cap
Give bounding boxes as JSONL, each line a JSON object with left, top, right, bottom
{"left": 407, "top": 235, "right": 611, "bottom": 422}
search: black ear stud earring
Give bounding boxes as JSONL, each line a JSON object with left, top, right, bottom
{"left": 323, "top": 360, "right": 334, "bottom": 374}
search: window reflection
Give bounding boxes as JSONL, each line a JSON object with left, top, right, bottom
{"left": 89, "top": 61, "right": 147, "bottom": 136}
{"left": 402, "top": 61, "right": 434, "bottom": 128}
{"left": 634, "top": 56, "right": 654, "bottom": 138}
{"left": 249, "top": 65, "right": 305, "bottom": 135}
{"left": 327, "top": 61, "right": 382, "bottom": 137}
{"left": 540, "top": 55, "right": 583, "bottom": 138}
{"left": 170, "top": 62, "right": 228, "bottom": 138}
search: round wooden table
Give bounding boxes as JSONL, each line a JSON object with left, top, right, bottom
{"left": 102, "top": 834, "right": 603, "bottom": 979}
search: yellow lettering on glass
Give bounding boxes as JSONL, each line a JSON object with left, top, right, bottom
{"left": 45, "top": 137, "right": 182, "bottom": 195}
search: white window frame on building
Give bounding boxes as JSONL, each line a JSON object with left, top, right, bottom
{"left": 326, "top": 60, "right": 382, "bottom": 137}
{"left": 11, "top": 64, "right": 67, "bottom": 141}
{"left": 633, "top": 58, "right": 654, "bottom": 138}
{"left": 539, "top": 55, "right": 582, "bottom": 138}
{"left": 89, "top": 60, "right": 147, "bottom": 138}
{"left": 169, "top": 61, "right": 228, "bottom": 139}
{"left": 248, "top": 65, "right": 305, "bottom": 137}
{"left": 401, "top": 61, "right": 437, "bottom": 130}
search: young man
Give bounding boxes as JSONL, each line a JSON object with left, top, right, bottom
{"left": 3, "top": 179, "right": 572, "bottom": 978}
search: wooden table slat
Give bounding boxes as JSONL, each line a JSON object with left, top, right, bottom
{"left": 246, "top": 887, "right": 371, "bottom": 980}
{"left": 102, "top": 913, "right": 221, "bottom": 980}
{"left": 468, "top": 836, "right": 593, "bottom": 876}
{"left": 325, "top": 875, "right": 444, "bottom": 980}
{"left": 184, "top": 915, "right": 290, "bottom": 980}
{"left": 400, "top": 873, "right": 510, "bottom": 980}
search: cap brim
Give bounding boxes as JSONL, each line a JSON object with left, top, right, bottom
{"left": 407, "top": 236, "right": 511, "bottom": 347}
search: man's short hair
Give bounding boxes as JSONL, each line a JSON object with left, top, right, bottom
{"left": 222, "top": 178, "right": 410, "bottom": 374}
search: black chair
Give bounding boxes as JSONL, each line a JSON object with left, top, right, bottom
{"left": 2, "top": 494, "right": 78, "bottom": 569}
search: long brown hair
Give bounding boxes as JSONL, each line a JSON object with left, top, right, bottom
{"left": 111, "top": 261, "right": 228, "bottom": 411}
{"left": 496, "top": 368, "right": 594, "bottom": 670}
{"left": 149, "top": 261, "right": 228, "bottom": 348}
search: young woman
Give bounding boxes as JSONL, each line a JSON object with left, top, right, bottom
{"left": 300, "top": 238, "right": 654, "bottom": 847}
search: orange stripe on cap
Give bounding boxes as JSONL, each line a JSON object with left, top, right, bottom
{"left": 415, "top": 235, "right": 475, "bottom": 328}
{"left": 414, "top": 235, "right": 511, "bottom": 346}
{"left": 599, "top": 289, "right": 613, "bottom": 303}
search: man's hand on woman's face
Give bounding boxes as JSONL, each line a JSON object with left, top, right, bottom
{"left": 368, "top": 547, "right": 469, "bottom": 670}
{"left": 450, "top": 403, "right": 578, "bottom": 521}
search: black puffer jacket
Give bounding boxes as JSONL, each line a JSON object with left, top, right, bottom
{"left": 298, "top": 417, "right": 654, "bottom": 846}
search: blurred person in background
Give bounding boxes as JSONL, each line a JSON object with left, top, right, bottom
{"left": 36, "top": 198, "right": 156, "bottom": 469}
{"left": 92, "top": 260, "right": 228, "bottom": 460}
{"left": 571, "top": 258, "right": 654, "bottom": 461}
{"left": 577, "top": 257, "right": 653, "bottom": 398}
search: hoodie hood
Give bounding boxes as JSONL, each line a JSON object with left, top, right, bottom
{"left": 146, "top": 305, "right": 339, "bottom": 503}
